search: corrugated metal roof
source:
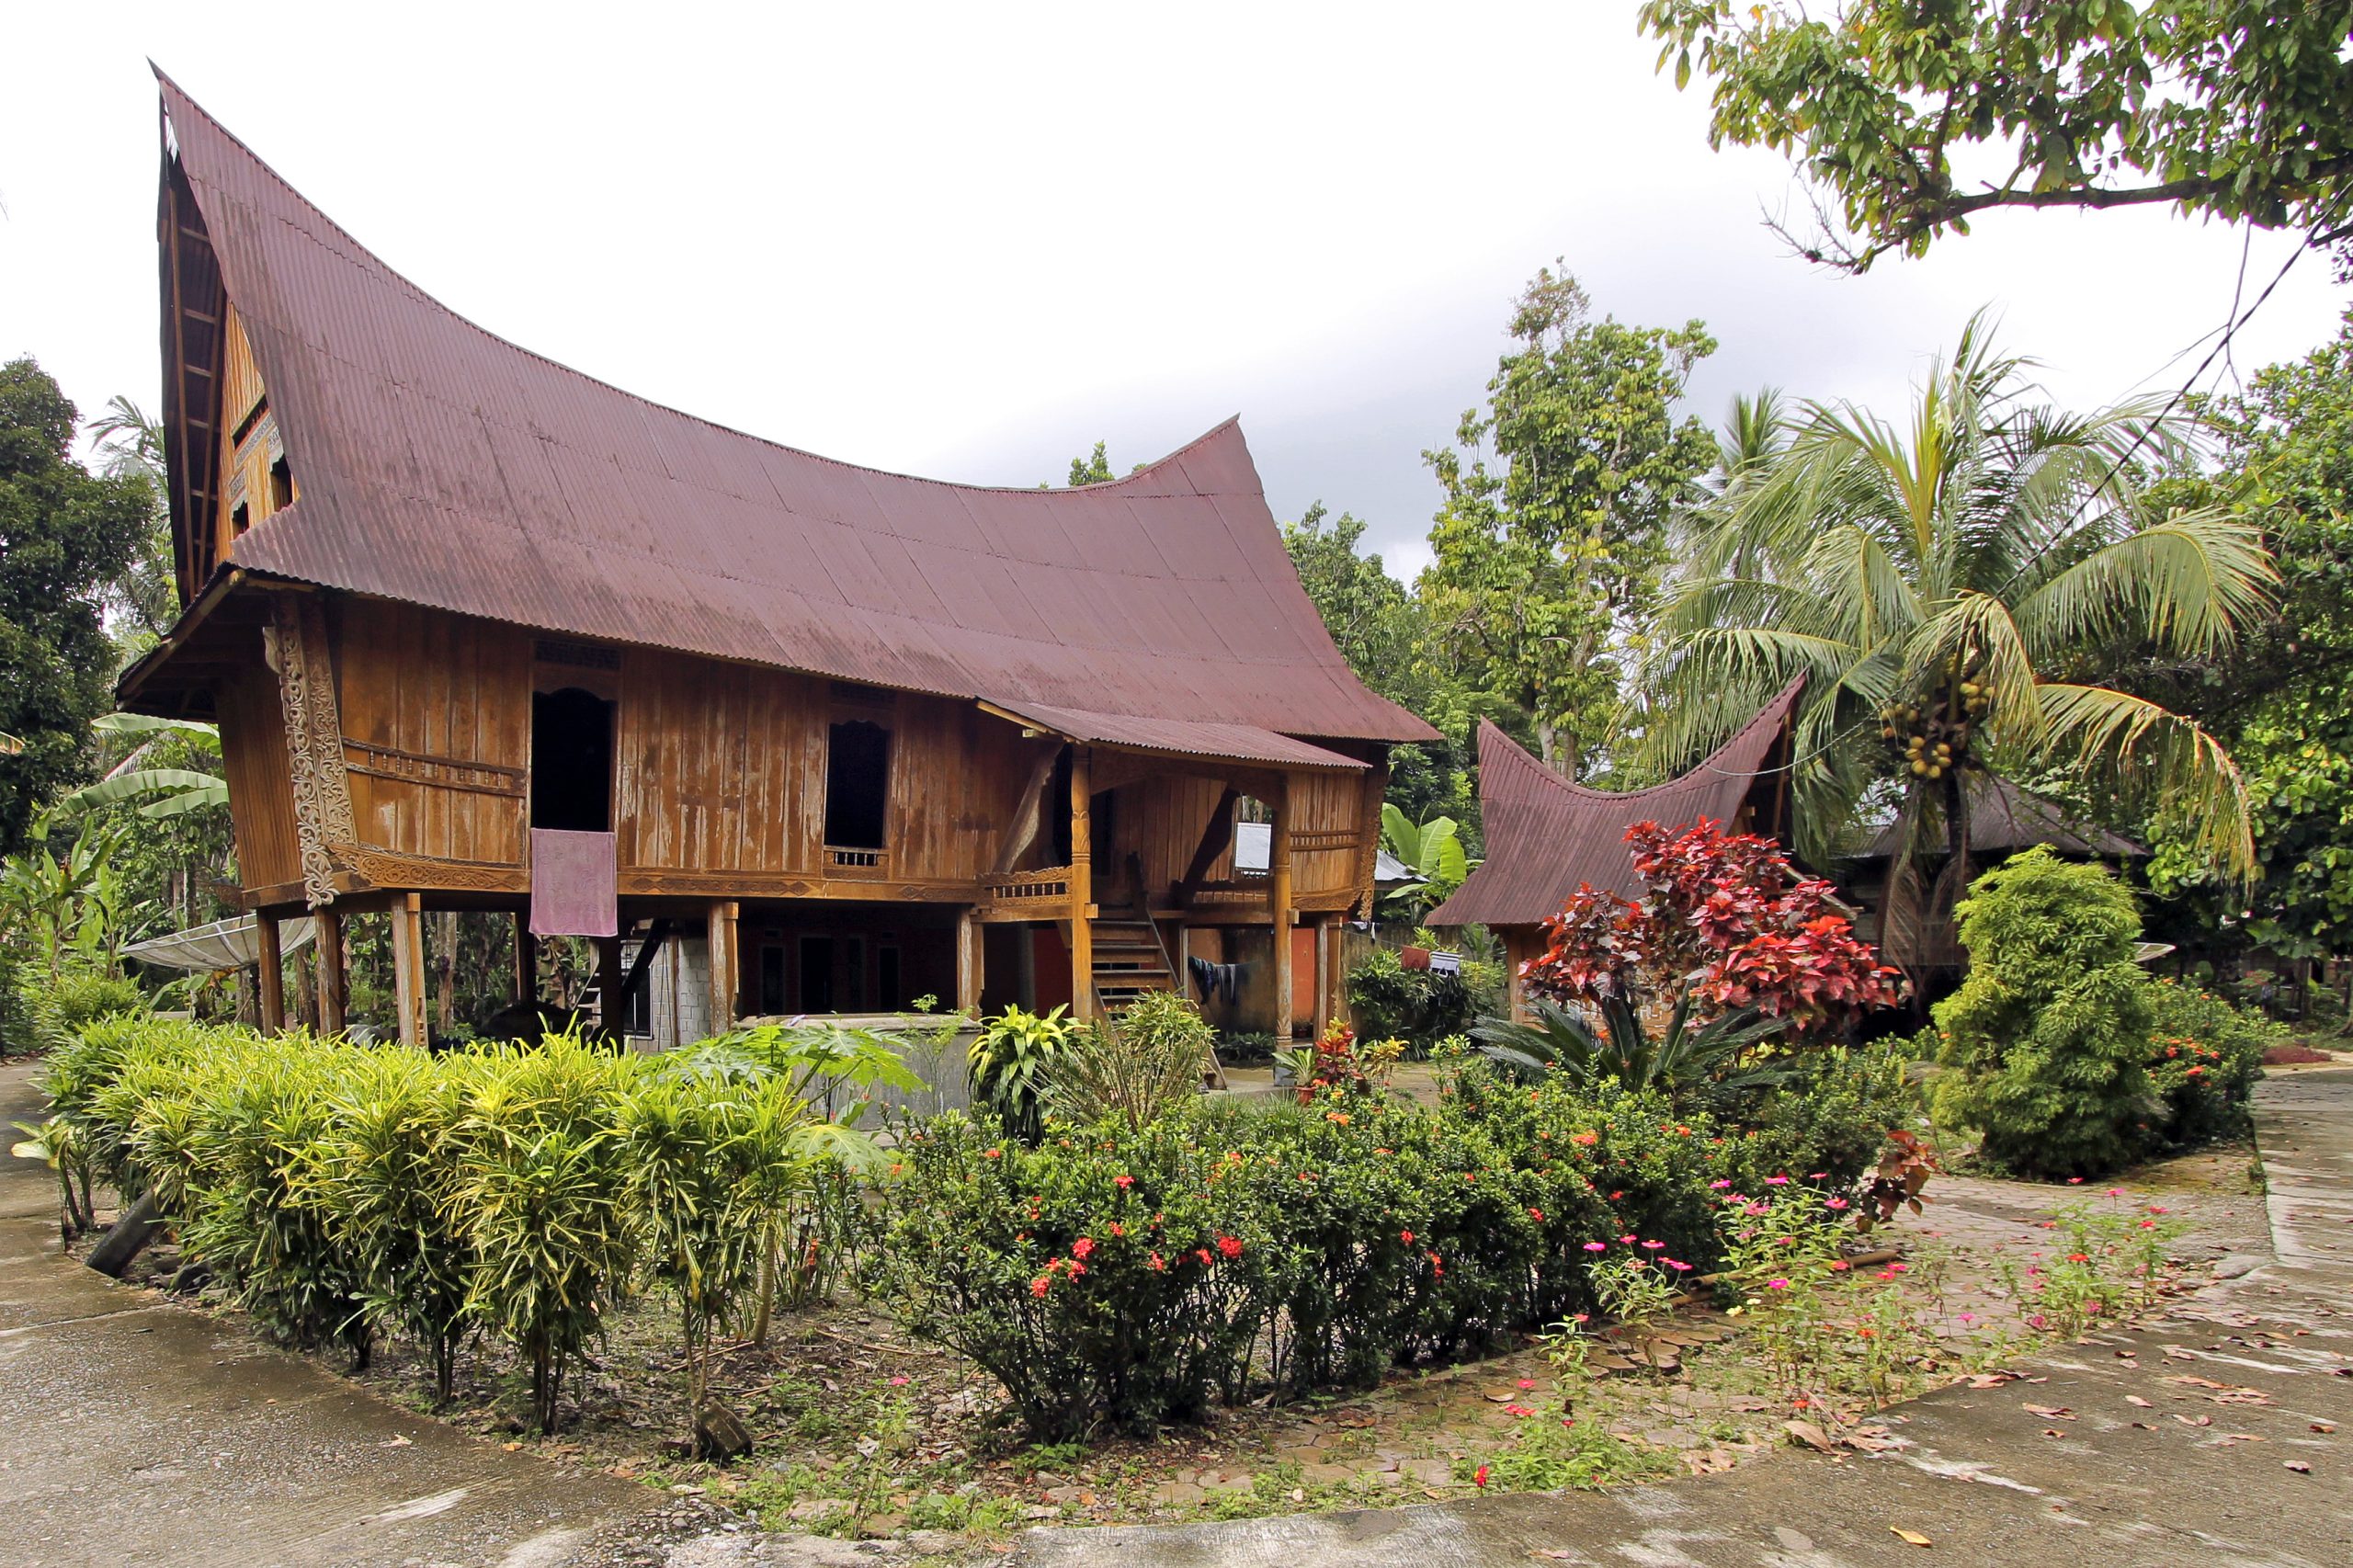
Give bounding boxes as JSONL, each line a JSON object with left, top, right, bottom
{"left": 146, "top": 73, "right": 1436, "bottom": 749}
{"left": 1425, "top": 677, "right": 1804, "bottom": 929}
{"left": 985, "top": 700, "right": 1367, "bottom": 769}
{"left": 1854, "top": 774, "right": 2143, "bottom": 862}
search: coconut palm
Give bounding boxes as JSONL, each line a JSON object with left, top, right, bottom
{"left": 1645, "top": 317, "right": 2274, "bottom": 959}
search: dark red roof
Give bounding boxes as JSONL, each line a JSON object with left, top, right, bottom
{"left": 1854, "top": 773, "right": 2143, "bottom": 861}
{"left": 142, "top": 74, "right": 1434, "bottom": 752}
{"left": 1425, "top": 677, "right": 1804, "bottom": 928}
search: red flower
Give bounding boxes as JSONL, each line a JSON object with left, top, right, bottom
{"left": 1472, "top": 1464, "right": 1490, "bottom": 1488}
{"left": 1195, "top": 1248, "right": 1214, "bottom": 1267}
{"left": 984, "top": 1148, "right": 1004, "bottom": 1160}
{"left": 1147, "top": 1252, "right": 1167, "bottom": 1271}
{"left": 1114, "top": 1174, "right": 1134, "bottom": 1189}
{"left": 1029, "top": 1276, "right": 1051, "bottom": 1298}
{"left": 1072, "top": 1237, "right": 1096, "bottom": 1260}
{"left": 1528, "top": 1208, "right": 1545, "bottom": 1222}
{"left": 1109, "top": 1222, "right": 1124, "bottom": 1237}
{"left": 1216, "top": 1234, "right": 1244, "bottom": 1260}
{"left": 1399, "top": 1229, "right": 1415, "bottom": 1245}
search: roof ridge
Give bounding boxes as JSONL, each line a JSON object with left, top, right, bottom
{"left": 1474, "top": 675, "right": 1804, "bottom": 805}
{"left": 152, "top": 67, "right": 1236, "bottom": 501}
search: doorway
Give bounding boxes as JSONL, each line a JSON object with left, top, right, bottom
{"left": 530, "top": 687, "right": 614, "bottom": 832}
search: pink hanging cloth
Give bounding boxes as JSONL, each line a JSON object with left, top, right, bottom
{"left": 529, "top": 828, "right": 618, "bottom": 937}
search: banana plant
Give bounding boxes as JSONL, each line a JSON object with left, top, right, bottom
{"left": 55, "top": 714, "right": 227, "bottom": 820}
{"left": 1379, "top": 803, "right": 1470, "bottom": 916}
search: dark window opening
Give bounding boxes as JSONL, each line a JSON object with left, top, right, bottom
{"left": 877, "top": 945, "right": 903, "bottom": 1011}
{"left": 269, "top": 456, "right": 293, "bottom": 511}
{"left": 824, "top": 721, "right": 890, "bottom": 849}
{"left": 231, "top": 501, "right": 250, "bottom": 536}
{"left": 845, "top": 937, "right": 869, "bottom": 1011}
{"left": 531, "top": 686, "right": 615, "bottom": 833}
{"left": 758, "top": 945, "right": 788, "bottom": 1014}
{"left": 799, "top": 936, "right": 836, "bottom": 1013}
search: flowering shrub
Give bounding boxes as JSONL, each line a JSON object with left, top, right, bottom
{"left": 1522, "top": 819, "right": 1904, "bottom": 1034}
{"left": 2141, "top": 978, "right": 2276, "bottom": 1147}
{"left": 870, "top": 1070, "right": 1901, "bottom": 1437}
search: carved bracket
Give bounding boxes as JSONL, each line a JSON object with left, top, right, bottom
{"left": 264, "top": 595, "right": 359, "bottom": 909}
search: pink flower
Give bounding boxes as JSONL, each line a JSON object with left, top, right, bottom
{"left": 2067, "top": 1176, "right": 2085, "bottom": 1185}
{"left": 1665, "top": 1259, "right": 1692, "bottom": 1272}
{"left": 1709, "top": 1179, "right": 1733, "bottom": 1189}
{"left": 1517, "top": 1378, "right": 1537, "bottom": 1390}
{"left": 889, "top": 1376, "right": 910, "bottom": 1386}
{"left": 1641, "top": 1239, "right": 1665, "bottom": 1251}
{"left": 1619, "top": 1234, "right": 1638, "bottom": 1244}
{"left": 1825, "top": 1198, "right": 1849, "bottom": 1210}
{"left": 1765, "top": 1176, "right": 1790, "bottom": 1186}
{"left": 1583, "top": 1241, "right": 1608, "bottom": 1253}
{"left": 1766, "top": 1278, "right": 1790, "bottom": 1290}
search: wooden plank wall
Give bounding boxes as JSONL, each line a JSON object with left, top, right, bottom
{"left": 1289, "top": 770, "right": 1363, "bottom": 895}
{"left": 614, "top": 653, "right": 1036, "bottom": 879}
{"left": 334, "top": 600, "right": 532, "bottom": 863}
{"left": 1109, "top": 774, "right": 1233, "bottom": 891}
{"left": 216, "top": 661, "right": 301, "bottom": 892}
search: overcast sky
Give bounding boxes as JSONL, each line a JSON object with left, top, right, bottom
{"left": 4, "top": 2, "right": 2345, "bottom": 583}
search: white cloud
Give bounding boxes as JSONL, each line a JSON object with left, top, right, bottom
{"left": 1, "top": 0, "right": 2339, "bottom": 587}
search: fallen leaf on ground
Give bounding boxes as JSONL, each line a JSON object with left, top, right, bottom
{"left": 2175, "top": 1415, "right": 2212, "bottom": 1427}
{"left": 2040, "top": 1428, "right": 2068, "bottom": 1438}
{"left": 2313, "top": 1422, "right": 2337, "bottom": 1434}
{"left": 2285, "top": 1461, "right": 2312, "bottom": 1473}
{"left": 2125, "top": 1396, "right": 2153, "bottom": 1408}
{"left": 380, "top": 1436, "right": 413, "bottom": 1448}
{"left": 2025, "top": 1404, "right": 2075, "bottom": 1419}
{"left": 1784, "top": 1420, "right": 1836, "bottom": 1453}
{"left": 1890, "top": 1527, "right": 1933, "bottom": 1547}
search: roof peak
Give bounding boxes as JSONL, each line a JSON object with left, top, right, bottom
{"left": 151, "top": 70, "right": 1238, "bottom": 500}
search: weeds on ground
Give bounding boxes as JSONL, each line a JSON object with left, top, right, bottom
{"left": 1996, "top": 1193, "right": 2190, "bottom": 1338}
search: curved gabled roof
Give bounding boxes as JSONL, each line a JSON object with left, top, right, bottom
{"left": 146, "top": 73, "right": 1434, "bottom": 749}
{"left": 1426, "top": 676, "right": 1804, "bottom": 927}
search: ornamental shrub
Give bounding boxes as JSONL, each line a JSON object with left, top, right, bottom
{"left": 867, "top": 1064, "right": 1897, "bottom": 1437}
{"left": 2141, "top": 978, "right": 2275, "bottom": 1147}
{"left": 1346, "top": 949, "right": 1478, "bottom": 1052}
{"left": 29, "top": 968, "right": 148, "bottom": 1054}
{"left": 1931, "top": 849, "right": 2157, "bottom": 1177}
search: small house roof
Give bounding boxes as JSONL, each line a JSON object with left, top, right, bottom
{"left": 1424, "top": 677, "right": 1804, "bottom": 929}
{"left": 130, "top": 73, "right": 1435, "bottom": 756}
{"left": 1852, "top": 774, "right": 2143, "bottom": 862}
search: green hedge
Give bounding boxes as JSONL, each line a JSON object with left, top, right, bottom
{"left": 41, "top": 1018, "right": 897, "bottom": 1431}
{"left": 867, "top": 1045, "right": 1909, "bottom": 1439}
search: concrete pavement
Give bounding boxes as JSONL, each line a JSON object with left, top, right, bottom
{"left": 0, "top": 1061, "right": 653, "bottom": 1568}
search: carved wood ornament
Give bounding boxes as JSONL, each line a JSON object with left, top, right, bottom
{"left": 264, "top": 595, "right": 360, "bottom": 908}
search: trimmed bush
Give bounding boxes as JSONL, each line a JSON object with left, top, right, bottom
{"left": 1346, "top": 949, "right": 1480, "bottom": 1053}
{"left": 1931, "top": 849, "right": 2158, "bottom": 1177}
{"left": 2142, "top": 978, "right": 2277, "bottom": 1147}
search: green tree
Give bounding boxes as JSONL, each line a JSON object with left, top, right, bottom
{"left": 86, "top": 397, "right": 177, "bottom": 644}
{"left": 2141, "top": 318, "right": 2353, "bottom": 965}
{"left": 0, "top": 360, "right": 155, "bottom": 853}
{"left": 1648, "top": 320, "right": 2272, "bottom": 949}
{"left": 1066, "top": 441, "right": 1115, "bottom": 486}
{"left": 1422, "top": 266, "right": 1718, "bottom": 778}
{"left": 1281, "top": 504, "right": 1478, "bottom": 826}
{"left": 1639, "top": 1, "right": 2353, "bottom": 271}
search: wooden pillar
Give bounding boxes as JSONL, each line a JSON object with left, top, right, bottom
{"left": 1326, "top": 917, "right": 1349, "bottom": 1031}
{"left": 707, "top": 900, "right": 739, "bottom": 1034}
{"left": 315, "top": 907, "right": 347, "bottom": 1037}
{"left": 1312, "top": 916, "right": 1331, "bottom": 1041}
{"left": 390, "top": 892, "right": 427, "bottom": 1047}
{"left": 1504, "top": 927, "right": 1531, "bottom": 1023}
{"left": 596, "top": 933, "right": 626, "bottom": 1040}
{"left": 956, "top": 907, "right": 983, "bottom": 1014}
{"left": 515, "top": 917, "right": 539, "bottom": 1006}
{"left": 256, "top": 910, "right": 287, "bottom": 1036}
{"left": 1069, "top": 745, "right": 1094, "bottom": 1021}
{"left": 1270, "top": 778, "right": 1294, "bottom": 1048}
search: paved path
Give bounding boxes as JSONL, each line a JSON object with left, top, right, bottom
{"left": 0, "top": 1062, "right": 651, "bottom": 1568}
{"left": 988, "top": 1068, "right": 2353, "bottom": 1568}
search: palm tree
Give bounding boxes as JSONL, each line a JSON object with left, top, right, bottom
{"left": 1645, "top": 318, "right": 2273, "bottom": 958}
{"left": 86, "top": 396, "right": 176, "bottom": 642}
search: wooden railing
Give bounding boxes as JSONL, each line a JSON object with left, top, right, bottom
{"left": 1286, "top": 827, "right": 1361, "bottom": 854}
{"left": 825, "top": 845, "right": 886, "bottom": 873}
{"left": 979, "top": 865, "right": 1074, "bottom": 910}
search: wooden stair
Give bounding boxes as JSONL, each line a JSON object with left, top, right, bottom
{"left": 1087, "top": 906, "right": 1176, "bottom": 1009}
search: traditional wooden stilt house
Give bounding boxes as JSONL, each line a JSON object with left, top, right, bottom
{"left": 1424, "top": 681, "right": 1803, "bottom": 1019}
{"left": 119, "top": 74, "right": 1435, "bottom": 1050}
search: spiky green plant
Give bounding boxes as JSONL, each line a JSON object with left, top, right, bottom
{"left": 1045, "top": 992, "right": 1213, "bottom": 1132}
{"left": 968, "top": 1004, "right": 1074, "bottom": 1143}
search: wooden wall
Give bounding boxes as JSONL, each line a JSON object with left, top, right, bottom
{"left": 215, "top": 659, "right": 301, "bottom": 893}
{"left": 333, "top": 600, "right": 532, "bottom": 864}
{"left": 1288, "top": 770, "right": 1364, "bottom": 897}
{"left": 1108, "top": 774, "right": 1233, "bottom": 892}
